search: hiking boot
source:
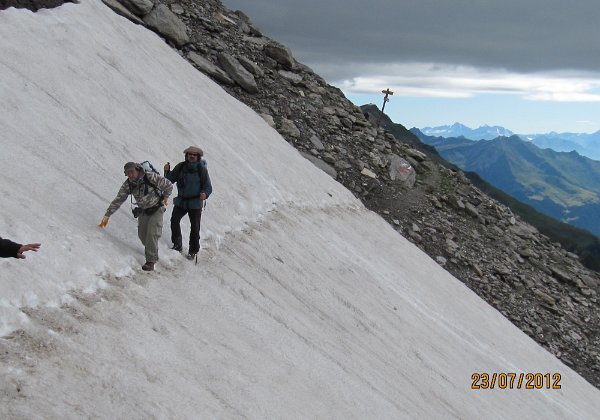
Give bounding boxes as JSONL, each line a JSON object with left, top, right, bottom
{"left": 142, "top": 261, "right": 155, "bottom": 271}
{"left": 171, "top": 244, "right": 182, "bottom": 251}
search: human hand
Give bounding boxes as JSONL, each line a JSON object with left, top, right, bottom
{"left": 98, "top": 216, "right": 109, "bottom": 228}
{"left": 16, "top": 243, "right": 41, "bottom": 259}
{"left": 200, "top": 193, "right": 207, "bottom": 201}
{"left": 163, "top": 196, "right": 169, "bottom": 206}
{"left": 164, "top": 162, "right": 170, "bottom": 173}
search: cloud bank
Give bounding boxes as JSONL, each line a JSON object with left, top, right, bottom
{"left": 223, "top": 0, "right": 600, "bottom": 102}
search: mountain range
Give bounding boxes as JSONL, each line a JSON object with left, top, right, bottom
{"left": 525, "top": 131, "right": 600, "bottom": 161}
{"left": 421, "top": 123, "right": 600, "bottom": 160}
{"left": 412, "top": 129, "right": 600, "bottom": 238}
{"left": 420, "top": 122, "right": 514, "bottom": 140}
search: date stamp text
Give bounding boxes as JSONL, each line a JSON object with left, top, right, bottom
{"left": 471, "top": 372, "right": 562, "bottom": 389}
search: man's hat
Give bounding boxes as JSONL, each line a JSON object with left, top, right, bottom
{"left": 183, "top": 146, "right": 203, "bottom": 156}
{"left": 123, "top": 161, "right": 137, "bottom": 173}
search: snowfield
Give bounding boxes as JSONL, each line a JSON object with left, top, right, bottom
{"left": 1, "top": 1, "right": 599, "bottom": 418}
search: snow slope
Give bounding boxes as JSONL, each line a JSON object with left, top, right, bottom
{"left": 0, "top": 1, "right": 599, "bottom": 418}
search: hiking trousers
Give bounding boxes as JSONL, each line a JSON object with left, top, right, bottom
{"left": 138, "top": 207, "right": 165, "bottom": 263}
{"left": 170, "top": 205, "right": 202, "bottom": 254}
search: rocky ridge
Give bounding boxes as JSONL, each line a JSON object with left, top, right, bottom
{"left": 8, "top": 0, "right": 600, "bottom": 387}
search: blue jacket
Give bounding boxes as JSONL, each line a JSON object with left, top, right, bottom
{"left": 166, "top": 160, "right": 212, "bottom": 210}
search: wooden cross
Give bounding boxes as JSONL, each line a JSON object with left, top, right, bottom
{"left": 377, "top": 88, "right": 394, "bottom": 126}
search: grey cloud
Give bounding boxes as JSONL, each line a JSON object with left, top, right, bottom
{"left": 222, "top": 0, "right": 600, "bottom": 81}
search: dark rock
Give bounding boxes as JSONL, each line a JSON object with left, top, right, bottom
{"left": 464, "top": 202, "right": 479, "bottom": 218}
{"left": 118, "top": 0, "right": 153, "bottom": 16}
{"left": 309, "top": 135, "right": 324, "bottom": 151}
{"left": 263, "top": 42, "right": 295, "bottom": 70}
{"left": 279, "top": 118, "right": 300, "bottom": 138}
{"left": 238, "top": 56, "right": 264, "bottom": 77}
{"left": 217, "top": 53, "right": 258, "bottom": 93}
{"left": 102, "top": 0, "right": 144, "bottom": 24}
{"left": 170, "top": 2, "right": 184, "bottom": 15}
{"left": 551, "top": 267, "right": 576, "bottom": 285}
{"left": 143, "top": 4, "right": 189, "bottom": 47}
{"left": 300, "top": 152, "right": 337, "bottom": 179}
{"left": 187, "top": 52, "right": 233, "bottom": 85}
{"left": 278, "top": 70, "right": 302, "bottom": 84}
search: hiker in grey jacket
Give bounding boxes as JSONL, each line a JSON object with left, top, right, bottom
{"left": 0, "top": 236, "right": 40, "bottom": 259}
{"left": 99, "top": 162, "right": 173, "bottom": 271}
{"left": 164, "top": 146, "right": 212, "bottom": 260}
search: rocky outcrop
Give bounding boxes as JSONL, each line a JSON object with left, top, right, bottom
{"left": 104, "top": 0, "right": 600, "bottom": 389}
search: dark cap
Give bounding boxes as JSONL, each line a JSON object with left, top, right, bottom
{"left": 124, "top": 161, "right": 137, "bottom": 173}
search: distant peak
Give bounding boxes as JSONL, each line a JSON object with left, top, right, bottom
{"left": 420, "top": 123, "right": 514, "bottom": 141}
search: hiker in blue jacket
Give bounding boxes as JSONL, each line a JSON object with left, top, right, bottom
{"left": 164, "top": 146, "right": 212, "bottom": 260}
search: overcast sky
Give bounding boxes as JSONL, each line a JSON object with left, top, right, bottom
{"left": 222, "top": 0, "right": 600, "bottom": 134}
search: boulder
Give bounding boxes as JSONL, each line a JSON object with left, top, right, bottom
{"left": 187, "top": 52, "right": 233, "bottom": 85}
{"left": 404, "top": 148, "right": 427, "bottom": 161}
{"left": 551, "top": 267, "right": 576, "bottom": 285}
{"left": 361, "top": 168, "right": 377, "bottom": 179}
{"left": 279, "top": 118, "right": 300, "bottom": 137}
{"left": 321, "top": 153, "right": 336, "bottom": 164}
{"left": 263, "top": 42, "right": 295, "bottom": 70}
{"left": 170, "top": 3, "right": 184, "bottom": 15}
{"left": 387, "top": 154, "right": 416, "bottom": 188}
{"left": 118, "top": 0, "right": 153, "bottom": 16}
{"left": 517, "top": 248, "right": 538, "bottom": 258}
{"left": 334, "top": 160, "right": 352, "bottom": 170}
{"left": 217, "top": 53, "right": 259, "bottom": 93}
{"left": 300, "top": 152, "right": 337, "bottom": 179}
{"left": 464, "top": 202, "right": 479, "bottom": 218}
{"left": 436, "top": 256, "right": 447, "bottom": 266}
{"left": 534, "top": 289, "right": 556, "bottom": 306}
{"left": 143, "top": 4, "right": 189, "bottom": 47}
{"left": 102, "top": 0, "right": 144, "bottom": 25}
{"left": 260, "top": 114, "right": 276, "bottom": 128}
{"left": 278, "top": 70, "right": 303, "bottom": 84}
{"left": 238, "top": 20, "right": 262, "bottom": 37}
{"left": 309, "top": 135, "right": 324, "bottom": 151}
{"left": 238, "top": 56, "right": 264, "bottom": 77}
{"left": 448, "top": 195, "right": 465, "bottom": 210}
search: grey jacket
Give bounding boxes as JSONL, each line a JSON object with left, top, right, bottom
{"left": 105, "top": 172, "right": 173, "bottom": 217}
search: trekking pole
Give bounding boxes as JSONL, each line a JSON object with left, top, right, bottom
{"left": 197, "top": 198, "right": 207, "bottom": 265}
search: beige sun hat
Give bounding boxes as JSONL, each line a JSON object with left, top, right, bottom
{"left": 183, "top": 146, "right": 204, "bottom": 156}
